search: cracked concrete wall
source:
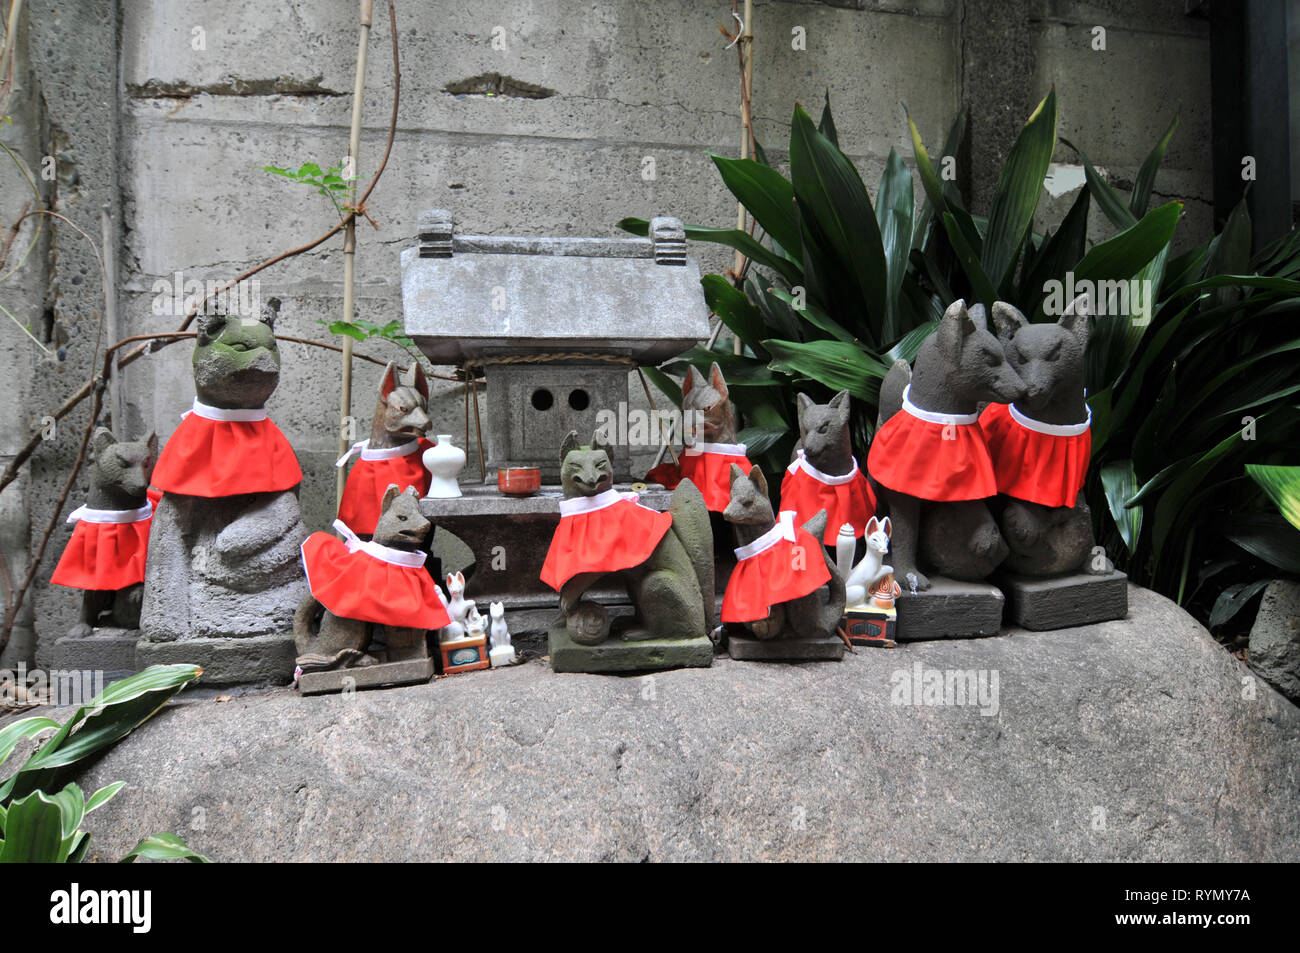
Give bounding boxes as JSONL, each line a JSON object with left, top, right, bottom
{"left": 1, "top": 0, "right": 1212, "bottom": 666}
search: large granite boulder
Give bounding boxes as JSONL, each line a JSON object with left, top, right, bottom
{"left": 1249, "top": 579, "right": 1300, "bottom": 705}
{"left": 39, "top": 586, "right": 1300, "bottom": 861}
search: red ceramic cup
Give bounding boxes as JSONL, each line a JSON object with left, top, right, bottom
{"left": 498, "top": 466, "right": 541, "bottom": 496}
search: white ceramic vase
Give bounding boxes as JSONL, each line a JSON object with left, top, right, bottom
{"left": 423, "top": 434, "right": 465, "bottom": 499}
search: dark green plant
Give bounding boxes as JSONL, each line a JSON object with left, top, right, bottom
{"left": 622, "top": 89, "right": 1300, "bottom": 635}
{"left": 1054, "top": 126, "right": 1300, "bottom": 620}
{"left": 0, "top": 664, "right": 210, "bottom": 862}
{"left": 620, "top": 97, "right": 937, "bottom": 477}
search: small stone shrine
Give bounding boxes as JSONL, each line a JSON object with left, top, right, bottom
{"left": 402, "top": 212, "right": 711, "bottom": 623}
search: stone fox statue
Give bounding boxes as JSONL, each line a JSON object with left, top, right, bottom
{"left": 647, "top": 362, "right": 752, "bottom": 515}
{"left": 982, "top": 294, "right": 1096, "bottom": 575}
{"left": 336, "top": 361, "right": 433, "bottom": 536}
{"left": 722, "top": 464, "right": 845, "bottom": 640}
{"left": 781, "top": 389, "right": 877, "bottom": 546}
{"left": 867, "top": 299, "right": 1026, "bottom": 589}
{"left": 140, "top": 299, "right": 308, "bottom": 663}
{"left": 296, "top": 485, "right": 448, "bottom": 672}
{"left": 540, "top": 430, "right": 714, "bottom": 645}
{"left": 51, "top": 428, "right": 158, "bottom": 631}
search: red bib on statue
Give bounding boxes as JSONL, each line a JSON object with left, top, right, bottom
{"left": 336, "top": 438, "right": 433, "bottom": 535}
{"left": 540, "top": 490, "right": 673, "bottom": 591}
{"left": 979, "top": 402, "right": 1091, "bottom": 508}
{"left": 722, "top": 511, "right": 832, "bottom": 623}
{"left": 50, "top": 502, "right": 153, "bottom": 592}
{"left": 300, "top": 520, "right": 450, "bottom": 631}
{"left": 680, "top": 443, "right": 752, "bottom": 511}
{"left": 867, "top": 386, "right": 997, "bottom": 502}
{"left": 152, "top": 399, "right": 302, "bottom": 497}
{"left": 645, "top": 461, "right": 682, "bottom": 489}
{"left": 778, "top": 451, "right": 876, "bottom": 545}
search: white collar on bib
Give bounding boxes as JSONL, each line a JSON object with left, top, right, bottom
{"left": 734, "top": 510, "right": 798, "bottom": 561}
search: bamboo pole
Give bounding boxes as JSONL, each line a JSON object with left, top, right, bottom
{"left": 337, "top": 0, "right": 374, "bottom": 506}
{"left": 732, "top": 0, "right": 754, "bottom": 355}
{"left": 100, "top": 207, "right": 123, "bottom": 434}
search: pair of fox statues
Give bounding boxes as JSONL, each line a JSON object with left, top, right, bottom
{"left": 52, "top": 293, "right": 1114, "bottom": 678}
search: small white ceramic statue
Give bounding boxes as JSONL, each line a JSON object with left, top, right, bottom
{"left": 488, "top": 600, "right": 515, "bottom": 666}
{"left": 439, "top": 570, "right": 476, "bottom": 642}
{"left": 842, "top": 517, "right": 894, "bottom": 608}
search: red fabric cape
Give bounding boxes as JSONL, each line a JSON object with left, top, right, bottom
{"left": 867, "top": 403, "right": 997, "bottom": 502}
{"left": 50, "top": 514, "right": 151, "bottom": 592}
{"left": 300, "top": 531, "right": 450, "bottom": 631}
{"left": 540, "top": 491, "right": 673, "bottom": 591}
{"left": 152, "top": 411, "right": 302, "bottom": 497}
{"left": 645, "top": 461, "right": 682, "bottom": 489}
{"left": 978, "top": 402, "right": 1091, "bottom": 508}
{"left": 722, "top": 515, "right": 832, "bottom": 623}
{"left": 778, "top": 454, "right": 876, "bottom": 545}
{"left": 337, "top": 438, "right": 434, "bottom": 535}
{"left": 679, "top": 446, "right": 753, "bottom": 512}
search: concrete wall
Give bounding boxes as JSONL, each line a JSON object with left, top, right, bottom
{"left": 0, "top": 0, "right": 1215, "bottom": 666}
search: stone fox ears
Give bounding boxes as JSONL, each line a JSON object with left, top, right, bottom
{"left": 682, "top": 362, "right": 728, "bottom": 401}
{"left": 558, "top": 429, "right": 613, "bottom": 464}
{"left": 728, "top": 462, "right": 768, "bottom": 497}
{"left": 379, "top": 483, "right": 420, "bottom": 511}
{"left": 194, "top": 296, "right": 279, "bottom": 344}
{"left": 90, "top": 428, "right": 159, "bottom": 469}
{"left": 990, "top": 302, "right": 1030, "bottom": 343}
{"left": 795, "top": 389, "right": 850, "bottom": 431}
{"left": 988, "top": 294, "right": 1090, "bottom": 348}
{"left": 90, "top": 427, "right": 117, "bottom": 458}
{"left": 1058, "top": 291, "right": 1091, "bottom": 348}
{"left": 379, "top": 361, "right": 430, "bottom": 402}
{"left": 935, "top": 298, "right": 992, "bottom": 358}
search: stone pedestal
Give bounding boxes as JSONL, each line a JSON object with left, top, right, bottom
{"left": 52, "top": 626, "right": 139, "bottom": 681}
{"left": 726, "top": 633, "right": 844, "bottom": 661}
{"left": 548, "top": 625, "right": 713, "bottom": 673}
{"left": 997, "top": 569, "right": 1128, "bottom": 630}
{"left": 297, "top": 658, "right": 434, "bottom": 696}
{"left": 895, "top": 577, "right": 1005, "bottom": 641}
{"left": 137, "top": 632, "right": 296, "bottom": 685}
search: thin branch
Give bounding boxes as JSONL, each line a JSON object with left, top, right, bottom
{"left": 0, "top": 1, "right": 407, "bottom": 649}
{"left": 0, "top": 0, "right": 405, "bottom": 499}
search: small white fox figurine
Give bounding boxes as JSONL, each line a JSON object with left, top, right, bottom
{"left": 488, "top": 601, "right": 516, "bottom": 666}
{"left": 439, "top": 570, "right": 476, "bottom": 643}
{"left": 845, "top": 516, "right": 893, "bottom": 608}
{"left": 489, "top": 601, "right": 510, "bottom": 649}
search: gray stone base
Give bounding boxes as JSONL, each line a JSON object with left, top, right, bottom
{"left": 997, "top": 569, "right": 1128, "bottom": 630}
{"left": 895, "top": 577, "right": 1004, "bottom": 641}
{"left": 298, "top": 658, "right": 434, "bottom": 696}
{"left": 727, "top": 633, "right": 844, "bottom": 661}
{"left": 136, "top": 632, "right": 296, "bottom": 686}
{"left": 548, "top": 626, "right": 713, "bottom": 673}
{"left": 52, "top": 627, "right": 139, "bottom": 681}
